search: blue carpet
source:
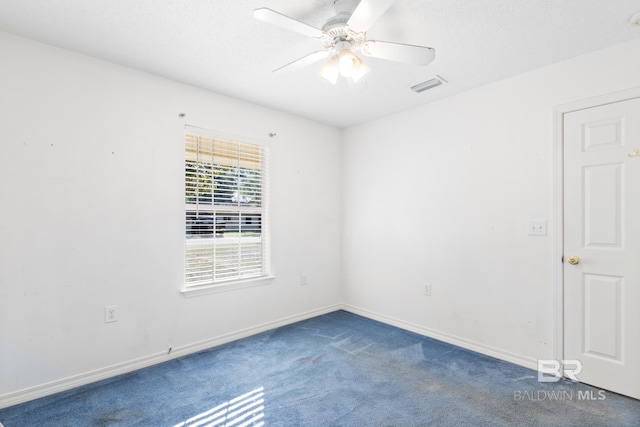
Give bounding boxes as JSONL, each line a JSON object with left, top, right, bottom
{"left": 1, "top": 310, "right": 639, "bottom": 426}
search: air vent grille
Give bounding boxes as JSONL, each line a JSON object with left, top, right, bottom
{"left": 411, "top": 75, "right": 447, "bottom": 93}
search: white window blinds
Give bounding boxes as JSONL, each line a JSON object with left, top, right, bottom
{"left": 184, "top": 128, "right": 269, "bottom": 288}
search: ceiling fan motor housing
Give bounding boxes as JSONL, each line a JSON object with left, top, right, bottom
{"left": 321, "top": 12, "right": 365, "bottom": 51}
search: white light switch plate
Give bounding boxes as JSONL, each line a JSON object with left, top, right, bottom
{"left": 528, "top": 220, "right": 547, "bottom": 236}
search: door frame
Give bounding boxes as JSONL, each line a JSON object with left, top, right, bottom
{"left": 552, "top": 85, "right": 640, "bottom": 364}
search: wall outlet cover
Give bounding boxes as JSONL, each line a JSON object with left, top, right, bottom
{"left": 105, "top": 305, "right": 119, "bottom": 323}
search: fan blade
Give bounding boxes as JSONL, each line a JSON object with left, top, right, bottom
{"left": 273, "top": 50, "right": 329, "bottom": 75}
{"left": 361, "top": 41, "right": 435, "bottom": 66}
{"left": 347, "top": 0, "right": 394, "bottom": 33}
{"left": 254, "top": 8, "right": 323, "bottom": 39}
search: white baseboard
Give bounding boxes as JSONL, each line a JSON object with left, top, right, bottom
{"left": 341, "top": 303, "right": 538, "bottom": 371}
{"left": 0, "top": 304, "right": 341, "bottom": 410}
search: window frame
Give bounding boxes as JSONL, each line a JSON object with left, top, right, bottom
{"left": 181, "top": 125, "right": 273, "bottom": 297}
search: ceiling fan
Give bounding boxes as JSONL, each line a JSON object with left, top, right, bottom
{"left": 253, "top": 0, "right": 435, "bottom": 84}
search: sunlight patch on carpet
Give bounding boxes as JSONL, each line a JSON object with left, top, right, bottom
{"left": 172, "top": 387, "right": 265, "bottom": 427}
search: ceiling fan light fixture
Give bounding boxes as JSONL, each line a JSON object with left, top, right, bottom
{"left": 338, "top": 48, "right": 359, "bottom": 76}
{"left": 320, "top": 56, "right": 340, "bottom": 84}
{"left": 338, "top": 49, "right": 358, "bottom": 77}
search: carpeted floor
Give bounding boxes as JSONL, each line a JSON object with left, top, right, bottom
{"left": 1, "top": 310, "right": 639, "bottom": 426}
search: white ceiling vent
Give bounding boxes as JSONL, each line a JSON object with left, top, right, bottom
{"left": 410, "top": 75, "right": 447, "bottom": 93}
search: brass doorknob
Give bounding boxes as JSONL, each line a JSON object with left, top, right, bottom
{"left": 568, "top": 256, "right": 580, "bottom": 265}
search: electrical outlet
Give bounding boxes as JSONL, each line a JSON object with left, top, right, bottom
{"left": 424, "top": 284, "right": 431, "bottom": 296}
{"left": 301, "top": 275, "right": 308, "bottom": 286}
{"left": 105, "top": 305, "right": 118, "bottom": 323}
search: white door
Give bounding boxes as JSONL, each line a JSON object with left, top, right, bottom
{"left": 564, "top": 96, "right": 640, "bottom": 400}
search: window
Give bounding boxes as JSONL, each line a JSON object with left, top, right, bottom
{"left": 184, "top": 127, "right": 269, "bottom": 291}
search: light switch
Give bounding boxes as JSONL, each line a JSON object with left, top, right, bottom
{"left": 528, "top": 220, "right": 547, "bottom": 236}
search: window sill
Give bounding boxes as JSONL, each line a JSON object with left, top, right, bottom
{"left": 180, "top": 275, "right": 275, "bottom": 298}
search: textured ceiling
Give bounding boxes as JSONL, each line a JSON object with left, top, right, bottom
{"left": 1, "top": 0, "right": 639, "bottom": 128}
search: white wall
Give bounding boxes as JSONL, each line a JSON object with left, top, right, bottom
{"left": 341, "top": 38, "right": 640, "bottom": 367}
{"left": 0, "top": 31, "right": 342, "bottom": 400}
